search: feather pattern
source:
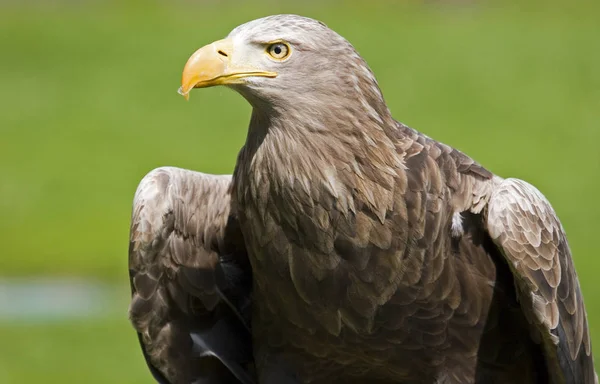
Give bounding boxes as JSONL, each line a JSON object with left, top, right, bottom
{"left": 128, "top": 167, "right": 255, "bottom": 384}
{"left": 486, "top": 178, "right": 595, "bottom": 383}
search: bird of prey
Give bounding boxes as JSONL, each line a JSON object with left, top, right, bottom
{"left": 128, "top": 14, "right": 595, "bottom": 384}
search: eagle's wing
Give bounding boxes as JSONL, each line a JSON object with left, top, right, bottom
{"left": 486, "top": 177, "right": 595, "bottom": 383}
{"left": 128, "top": 167, "right": 254, "bottom": 384}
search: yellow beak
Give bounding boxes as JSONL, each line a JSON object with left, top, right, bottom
{"left": 178, "top": 38, "right": 277, "bottom": 100}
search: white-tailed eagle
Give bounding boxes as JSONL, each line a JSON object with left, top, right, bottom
{"left": 128, "top": 14, "right": 596, "bottom": 384}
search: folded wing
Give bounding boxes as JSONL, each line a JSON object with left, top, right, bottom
{"left": 128, "top": 167, "right": 254, "bottom": 384}
{"left": 486, "top": 178, "right": 595, "bottom": 384}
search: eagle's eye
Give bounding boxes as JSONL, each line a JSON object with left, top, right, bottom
{"left": 266, "top": 42, "right": 291, "bottom": 61}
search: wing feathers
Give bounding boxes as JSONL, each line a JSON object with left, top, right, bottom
{"left": 128, "top": 167, "right": 253, "bottom": 384}
{"left": 486, "top": 178, "right": 594, "bottom": 383}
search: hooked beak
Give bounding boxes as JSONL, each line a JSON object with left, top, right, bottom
{"left": 178, "top": 38, "right": 277, "bottom": 100}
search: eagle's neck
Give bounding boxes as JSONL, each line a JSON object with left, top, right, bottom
{"left": 233, "top": 101, "right": 405, "bottom": 227}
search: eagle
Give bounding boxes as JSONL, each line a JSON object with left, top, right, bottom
{"left": 128, "top": 14, "right": 595, "bottom": 384}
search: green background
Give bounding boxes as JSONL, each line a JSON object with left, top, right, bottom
{"left": 0, "top": 0, "right": 598, "bottom": 382}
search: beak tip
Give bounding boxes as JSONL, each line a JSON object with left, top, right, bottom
{"left": 177, "top": 86, "right": 190, "bottom": 101}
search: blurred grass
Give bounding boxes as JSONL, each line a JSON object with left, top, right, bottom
{"left": 0, "top": 0, "right": 599, "bottom": 382}
{"left": 0, "top": 317, "right": 149, "bottom": 383}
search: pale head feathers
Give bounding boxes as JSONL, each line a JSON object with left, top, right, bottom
{"left": 226, "top": 14, "right": 391, "bottom": 125}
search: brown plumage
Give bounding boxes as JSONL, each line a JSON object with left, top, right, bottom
{"left": 128, "top": 15, "right": 596, "bottom": 384}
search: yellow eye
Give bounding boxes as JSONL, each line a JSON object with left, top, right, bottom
{"left": 267, "top": 42, "right": 290, "bottom": 60}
